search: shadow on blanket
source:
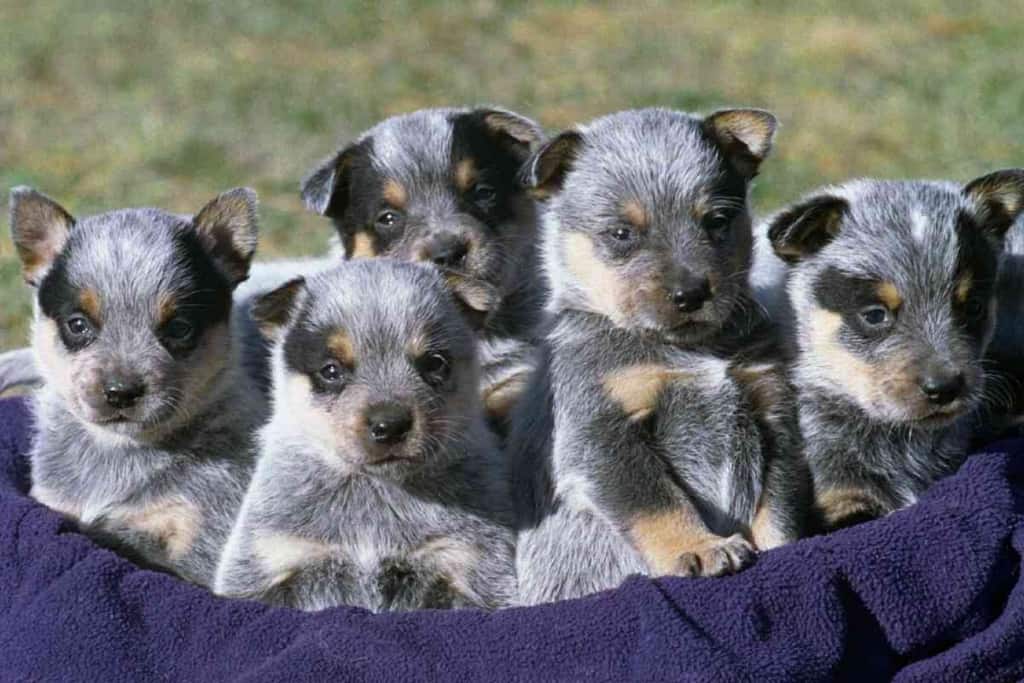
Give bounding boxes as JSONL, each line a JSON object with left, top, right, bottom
{"left": 0, "top": 396, "right": 1022, "bottom": 682}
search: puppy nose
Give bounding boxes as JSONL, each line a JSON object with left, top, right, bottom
{"left": 365, "top": 402, "right": 414, "bottom": 445}
{"left": 917, "top": 368, "right": 965, "bottom": 406}
{"left": 427, "top": 235, "right": 470, "bottom": 269}
{"left": 671, "top": 279, "right": 711, "bottom": 313}
{"left": 103, "top": 378, "right": 146, "bottom": 409}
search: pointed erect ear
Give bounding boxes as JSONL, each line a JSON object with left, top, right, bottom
{"left": 703, "top": 108, "right": 778, "bottom": 179}
{"left": 9, "top": 187, "right": 76, "bottom": 286}
{"left": 473, "top": 108, "right": 545, "bottom": 162}
{"left": 192, "top": 188, "right": 259, "bottom": 287}
{"left": 300, "top": 140, "right": 370, "bottom": 218}
{"left": 251, "top": 277, "right": 306, "bottom": 340}
{"left": 522, "top": 130, "right": 584, "bottom": 199}
{"left": 441, "top": 271, "right": 501, "bottom": 331}
{"left": 767, "top": 194, "right": 849, "bottom": 264}
{"left": 963, "top": 168, "right": 1024, "bottom": 240}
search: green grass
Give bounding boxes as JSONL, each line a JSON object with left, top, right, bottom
{"left": 2, "top": 0, "right": 1023, "bottom": 350}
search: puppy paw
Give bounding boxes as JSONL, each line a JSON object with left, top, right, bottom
{"left": 675, "top": 534, "right": 755, "bottom": 577}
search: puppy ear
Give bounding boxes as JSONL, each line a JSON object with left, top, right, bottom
{"left": 767, "top": 194, "right": 848, "bottom": 264}
{"left": 192, "top": 188, "right": 259, "bottom": 287}
{"left": 963, "top": 169, "right": 1024, "bottom": 240}
{"left": 703, "top": 109, "right": 778, "bottom": 179}
{"left": 473, "top": 107, "right": 545, "bottom": 162}
{"left": 522, "top": 130, "right": 584, "bottom": 199}
{"left": 300, "top": 140, "right": 369, "bottom": 218}
{"left": 441, "top": 271, "right": 501, "bottom": 331}
{"left": 251, "top": 277, "right": 306, "bottom": 340}
{"left": 9, "top": 187, "right": 76, "bottom": 286}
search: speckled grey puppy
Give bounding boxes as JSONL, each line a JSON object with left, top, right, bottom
{"left": 214, "top": 260, "right": 515, "bottom": 612}
{"left": 300, "top": 107, "right": 546, "bottom": 429}
{"left": 764, "top": 172, "right": 1024, "bottom": 530}
{"left": 512, "top": 108, "right": 809, "bottom": 606}
{"left": 11, "top": 187, "right": 266, "bottom": 587}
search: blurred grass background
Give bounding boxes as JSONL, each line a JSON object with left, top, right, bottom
{"left": 1, "top": 0, "right": 1023, "bottom": 350}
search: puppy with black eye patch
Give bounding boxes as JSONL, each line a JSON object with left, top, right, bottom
{"left": 214, "top": 260, "right": 515, "bottom": 612}
{"left": 11, "top": 186, "right": 266, "bottom": 587}
{"left": 765, "top": 171, "right": 1024, "bottom": 531}
{"left": 511, "top": 108, "right": 810, "bottom": 605}
{"left": 300, "top": 107, "right": 546, "bottom": 429}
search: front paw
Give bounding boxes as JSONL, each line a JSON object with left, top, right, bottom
{"left": 674, "top": 534, "right": 755, "bottom": 577}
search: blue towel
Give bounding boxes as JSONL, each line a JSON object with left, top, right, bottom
{"left": 0, "top": 395, "right": 1022, "bottom": 681}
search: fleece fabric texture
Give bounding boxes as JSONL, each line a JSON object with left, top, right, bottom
{"left": 0, "top": 396, "right": 1023, "bottom": 682}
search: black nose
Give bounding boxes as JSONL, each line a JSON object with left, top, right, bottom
{"left": 365, "top": 403, "right": 414, "bottom": 445}
{"left": 671, "top": 279, "right": 712, "bottom": 313}
{"left": 103, "top": 378, "right": 146, "bottom": 409}
{"left": 428, "top": 235, "right": 470, "bottom": 269}
{"left": 918, "top": 369, "right": 965, "bottom": 406}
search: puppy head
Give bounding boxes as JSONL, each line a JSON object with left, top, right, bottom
{"left": 527, "top": 107, "right": 776, "bottom": 345}
{"left": 301, "top": 107, "right": 544, "bottom": 323}
{"left": 254, "top": 260, "right": 480, "bottom": 478}
{"left": 10, "top": 187, "right": 258, "bottom": 439}
{"left": 769, "top": 170, "right": 1024, "bottom": 426}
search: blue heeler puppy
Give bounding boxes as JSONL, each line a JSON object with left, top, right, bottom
{"left": 214, "top": 260, "right": 515, "bottom": 611}
{"left": 764, "top": 171, "right": 1024, "bottom": 530}
{"left": 11, "top": 187, "right": 266, "bottom": 586}
{"left": 299, "top": 107, "right": 546, "bottom": 427}
{"left": 512, "top": 108, "right": 810, "bottom": 605}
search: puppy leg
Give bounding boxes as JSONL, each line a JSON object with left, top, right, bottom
{"left": 815, "top": 486, "right": 889, "bottom": 532}
{"left": 630, "top": 506, "right": 755, "bottom": 578}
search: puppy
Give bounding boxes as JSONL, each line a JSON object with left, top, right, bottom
{"left": 300, "top": 107, "right": 546, "bottom": 426}
{"left": 978, "top": 214, "right": 1024, "bottom": 439}
{"left": 214, "top": 260, "right": 516, "bottom": 611}
{"left": 11, "top": 187, "right": 266, "bottom": 586}
{"left": 512, "top": 108, "right": 809, "bottom": 605}
{"left": 765, "top": 172, "right": 1024, "bottom": 531}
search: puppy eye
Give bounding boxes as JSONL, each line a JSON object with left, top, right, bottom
{"left": 610, "top": 226, "right": 634, "bottom": 242}
{"left": 859, "top": 305, "right": 892, "bottom": 327}
{"left": 66, "top": 314, "right": 94, "bottom": 337}
{"left": 163, "top": 318, "right": 194, "bottom": 342}
{"left": 417, "top": 351, "right": 451, "bottom": 387}
{"left": 319, "top": 361, "right": 344, "bottom": 383}
{"left": 703, "top": 212, "right": 731, "bottom": 240}
{"left": 376, "top": 210, "right": 403, "bottom": 228}
{"left": 469, "top": 183, "right": 496, "bottom": 204}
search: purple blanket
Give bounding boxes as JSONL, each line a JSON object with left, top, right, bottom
{"left": 1, "top": 396, "right": 1022, "bottom": 681}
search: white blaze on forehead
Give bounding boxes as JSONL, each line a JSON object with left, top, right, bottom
{"left": 370, "top": 110, "right": 454, "bottom": 181}
{"left": 910, "top": 208, "right": 929, "bottom": 244}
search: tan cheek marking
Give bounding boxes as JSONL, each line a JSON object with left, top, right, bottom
{"left": 326, "top": 330, "right": 355, "bottom": 366}
{"left": 875, "top": 281, "right": 903, "bottom": 311}
{"left": 564, "top": 232, "right": 624, "bottom": 322}
{"left": 621, "top": 200, "right": 648, "bottom": 231}
{"left": 382, "top": 178, "right": 408, "bottom": 209}
{"left": 817, "top": 487, "right": 887, "bottom": 529}
{"left": 454, "top": 158, "right": 477, "bottom": 193}
{"left": 349, "top": 231, "right": 378, "bottom": 259}
{"left": 603, "top": 364, "right": 694, "bottom": 422}
{"left": 117, "top": 499, "right": 202, "bottom": 560}
{"left": 807, "top": 308, "right": 878, "bottom": 404}
{"left": 31, "top": 485, "right": 82, "bottom": 520}
{"left": 630, "top": 509, "right": 713, "bottom": 576}
{"left": 253, "top": 533, "right": 336, "bottom": 586}
{"left": 483, "top": 371, "right": 530, "bottom": 421}
{"left": 78, "top": 288, "right": 102, "bottom": 321}
{"left": 956, "top": 272, "right": 973, "bottom": 304}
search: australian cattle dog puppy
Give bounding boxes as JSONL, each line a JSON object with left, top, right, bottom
{"left": 512, "top": 108, "right": 810, "bottom": 605}
{"left": 300, "top": 107, "right": 546, "bottom": 427}
{"left": 214, "top": 260, "right": 516, "bottom": 611}
{"left": 765, "top": 171, "right": 1024, "bottom": 530}
{"left": 12, "top": 187, "right": 266, "bottom": 586}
